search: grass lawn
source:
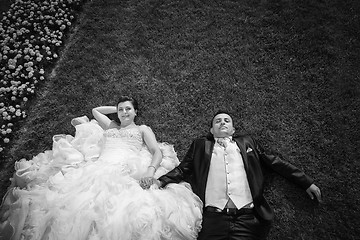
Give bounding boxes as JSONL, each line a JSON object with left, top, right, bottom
{"left": 1, "top": 0, "right": 359, "bottom": 239}
{"left": 0, "top": 0, "right": 12, "bottom": 17}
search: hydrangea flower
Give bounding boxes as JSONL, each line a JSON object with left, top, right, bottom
{"left": 0, "top": 0, "right": 86, "bottom": 155}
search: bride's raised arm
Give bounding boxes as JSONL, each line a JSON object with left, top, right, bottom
{"left": 92, "top": 106, "right": 117, "bottom": 129}
{"left": 140, "top": 125, "right": 162, "bottom": 177}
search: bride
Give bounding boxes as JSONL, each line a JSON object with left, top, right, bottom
{"left": 0, "top": 96, "right": 203, "bottom": 240}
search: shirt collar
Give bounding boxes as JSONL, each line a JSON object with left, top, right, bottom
{"left": 215, "top": 136, "right": 232, "bottom": 141}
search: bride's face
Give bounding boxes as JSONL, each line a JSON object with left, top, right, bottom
{"left": 117, "top": 101, "right": 137, "bottom": 125}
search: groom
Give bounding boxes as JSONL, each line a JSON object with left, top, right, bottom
{"left": 152, "top": 110, "right": 322, "bottom": 240}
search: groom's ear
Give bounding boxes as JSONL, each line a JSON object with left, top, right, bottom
{"left": 210, "top": 128, "right": 214, "bottom": 135}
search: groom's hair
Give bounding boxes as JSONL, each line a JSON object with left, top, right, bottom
{"left": 210, "top": 110, "right": 233, "bottom": 127}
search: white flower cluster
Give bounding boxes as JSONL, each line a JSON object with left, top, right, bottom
{"left": 0, "top": 0, "right": 85, "bottom": 154}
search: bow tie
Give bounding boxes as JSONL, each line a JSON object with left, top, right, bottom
{"left": 216, "top": 137, "right": 231, "bottom": 148}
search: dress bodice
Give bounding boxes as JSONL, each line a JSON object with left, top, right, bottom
{"left": 105, "top": 127, "right": 143, "bottom": 145}
{"left": 104, "top": 127, "right": 142, "bottom": 140}
{"left": 100, "top": 127, "right": 144, "bottom": 161}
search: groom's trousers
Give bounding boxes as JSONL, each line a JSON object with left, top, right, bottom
{"left": 198, "top": 207, "right": 272, "bottom": 240}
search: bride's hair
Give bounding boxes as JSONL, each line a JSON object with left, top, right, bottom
{"left": 116, "top": 96, "right": 139, "bottom": 112}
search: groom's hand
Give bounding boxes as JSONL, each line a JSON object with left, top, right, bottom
{"left": 306, "top": 183, "right": 323, "bottom": 203}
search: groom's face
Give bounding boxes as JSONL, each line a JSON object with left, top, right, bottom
{"left": 210, "top": 113, "right": 235, "bottom": 138}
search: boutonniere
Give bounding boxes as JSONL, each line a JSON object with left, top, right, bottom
{"left": 246, "top": 147, "right": 253, "bottom": 153}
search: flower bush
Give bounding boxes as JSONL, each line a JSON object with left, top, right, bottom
{"left": 0, "top": 0, "right": 85, "bottom": 157}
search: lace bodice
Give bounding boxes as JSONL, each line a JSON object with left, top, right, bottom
{"left": 100, "top": 127, "right": 145, "bottom": 161}
{"left": 105, "top": 127, "right": 143, "bottom": 142}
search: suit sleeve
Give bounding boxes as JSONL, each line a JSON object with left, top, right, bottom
{"left": 253, "top": 137, "right": 314, "bottom": 190}
{"left": 157, "top": 140, "right": 196, "bottom": 187}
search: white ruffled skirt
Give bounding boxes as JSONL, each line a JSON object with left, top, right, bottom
{"left": 0, "top": 117, "right": 202, "bottom": 240}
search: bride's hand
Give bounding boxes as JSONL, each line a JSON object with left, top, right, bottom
{"left": 139, "top": 177, "right": 155, "bottom": 189}
{"left": 139, "top": 165, "right": 159, "bottom": 189}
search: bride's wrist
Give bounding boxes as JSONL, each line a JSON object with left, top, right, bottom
{"left": 148, "top": 165, "right": 156, "bottom": 171}
{"left": 147, "top": 166, "right": 156, "bottom": 176}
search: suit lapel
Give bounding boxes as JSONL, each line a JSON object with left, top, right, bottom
{"left": 197, "top": 139, "right": 214, "bottom": 202}
{"left": 234, "top": 137, "right": 249, "bottom": 171}
{"left": 204, "top": 139, "right": 214, "bottom": 168}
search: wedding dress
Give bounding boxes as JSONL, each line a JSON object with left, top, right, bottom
{"left": 0, "top": 118, "right": 202, "bottom": 240}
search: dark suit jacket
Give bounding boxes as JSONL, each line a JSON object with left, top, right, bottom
{"left": 158, "top": 134, "right": 314, "bottom": 221}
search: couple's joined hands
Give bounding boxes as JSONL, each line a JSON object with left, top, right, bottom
{"left": 139, "top": 165, "right": 162, "bottom": 189}
{"left": 139, "top": 177, "right": 160, "bottom": 189}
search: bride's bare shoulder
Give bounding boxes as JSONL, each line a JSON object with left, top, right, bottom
{"left": 138, "top": 125, "right": 154, "bottom": 133}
